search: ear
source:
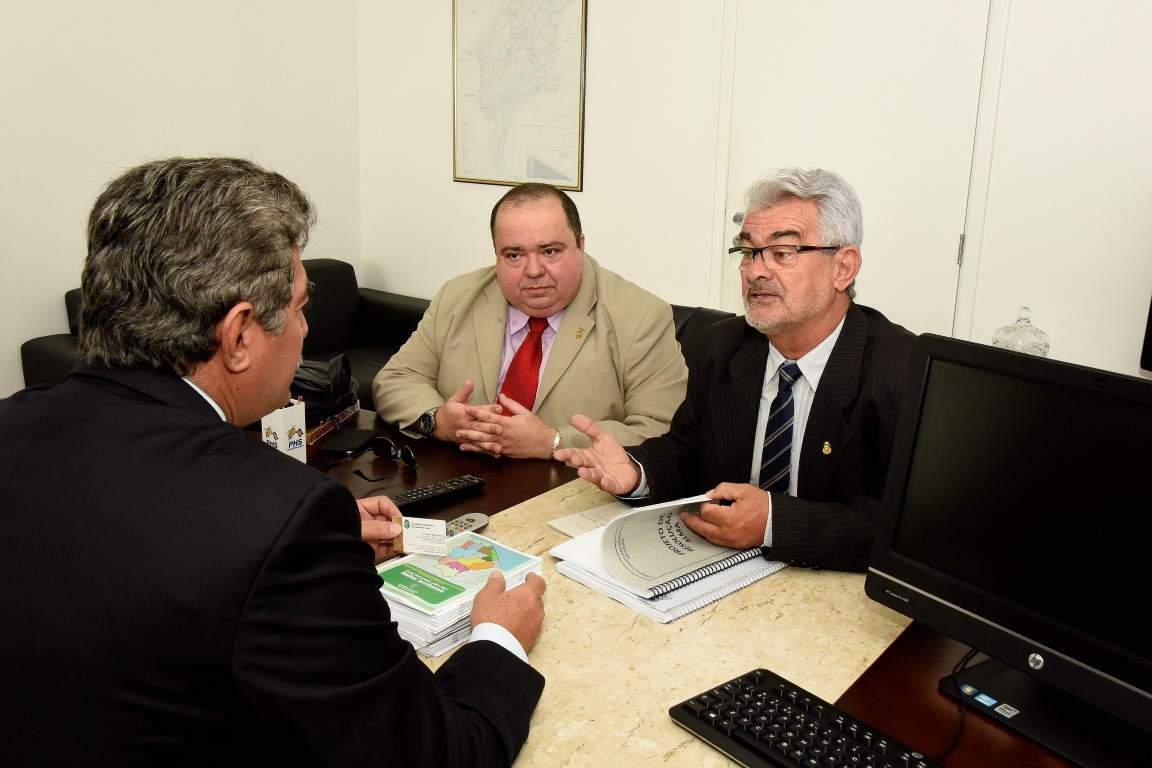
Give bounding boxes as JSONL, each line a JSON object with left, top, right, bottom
{"left": 215, "top": 302, "right": 259, "bottom": 374}
{"left": 576, "top": 233, "right": 586, "bottom": 253}
{"left": 833, "top": 246, "right": 862, "bottom": 293}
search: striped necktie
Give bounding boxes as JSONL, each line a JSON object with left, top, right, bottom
{"left": 759, "top": 361, "right": 802, "bottom": 494}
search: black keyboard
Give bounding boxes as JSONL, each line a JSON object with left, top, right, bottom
{"left": 389, "top": 474, "right": 485, "bottom": 509}
{"left": 670, "top": 668, "right": 939, "bottom": 768}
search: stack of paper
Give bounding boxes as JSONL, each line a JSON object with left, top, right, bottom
{"left": 376, "top": 532, "right": 542, "bottom": 657}
{"left": 549, "top": 496, "right": 786, "bottom": 623}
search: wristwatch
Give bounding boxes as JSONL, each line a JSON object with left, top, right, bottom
{"left": 416, "top": 406, "right": 439, "bottom": 436}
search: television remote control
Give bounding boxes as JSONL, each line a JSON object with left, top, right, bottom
{"left": 389, "top": 474, "right": 486, "bottom": 509}
{"left": 446, "top": 512, "right": 489, "bottom": 536}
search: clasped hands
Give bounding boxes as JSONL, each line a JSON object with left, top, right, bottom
{"left": 554, "top": 413, "right": 770, "bottom": 551}
{"left": 435, "top": 379, "right": 557, "bottom": 459}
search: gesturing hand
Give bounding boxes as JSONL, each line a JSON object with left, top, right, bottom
{"left": 551, "top": 414, "right": 641, "bottom": 495}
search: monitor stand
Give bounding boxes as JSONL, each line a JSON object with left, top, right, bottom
{"left": 939, "top": 659, "right": 1152, "bottom": 768}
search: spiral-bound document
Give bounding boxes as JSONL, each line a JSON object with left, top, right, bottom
{"left": 549, "top": 496, "right": 786, "bottom": 622}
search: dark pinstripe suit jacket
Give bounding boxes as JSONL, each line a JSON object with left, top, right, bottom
{"left": 628, "top": 303, "right": 915, "bottom": 572}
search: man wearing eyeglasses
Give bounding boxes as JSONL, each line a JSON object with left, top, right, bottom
{"left": 555, "top": 167, "right": 915, "bottom": 573}
{"left": 372, "top": 182, "right": 688, "bottom": 459}
{"left": 0, "top": 158, "right": 546, "bottom": 766}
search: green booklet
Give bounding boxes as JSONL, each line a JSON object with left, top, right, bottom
{"left": 376, "top": 532, "right": 542, "bottom": 619}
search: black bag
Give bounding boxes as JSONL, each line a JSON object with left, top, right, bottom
{"left": 291, "top": 355, "right": 359, "bottom": 427}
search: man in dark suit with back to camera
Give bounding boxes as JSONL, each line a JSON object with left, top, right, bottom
{"left": 0, "top": 157, "right": 546, "bottom": 766}
{"left": 555, "top": 167, "right": 915, "bottom": 573}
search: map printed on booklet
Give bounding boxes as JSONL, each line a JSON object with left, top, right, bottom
{"left": 378, "top": 532, "right": 543, "bottom": 656}
{"left": 377, "top": 533, "right": 541, "bottom": 616}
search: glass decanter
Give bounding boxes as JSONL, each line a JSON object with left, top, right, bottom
{"left": 992, "top": 306, "right": 1050, "bottom": 357}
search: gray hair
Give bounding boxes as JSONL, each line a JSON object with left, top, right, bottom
{"left": 743, "top": 168, "right": 862, "bottom": 299}
{"left": 79, "top": 157, "right": 316, "bottom": 375}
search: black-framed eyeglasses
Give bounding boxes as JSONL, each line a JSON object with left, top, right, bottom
{"left": 353, "top": 439, "right": 417, "bottom": 483}
{"left": 727, "top": 244, "right": 839, "bottom": 270}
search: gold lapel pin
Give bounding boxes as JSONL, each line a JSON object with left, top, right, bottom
{"left": 822, "top": 441, "right": 832, "bottom": 455}
{"left": 575, "top": 327, "right": 585, "bottom": 339}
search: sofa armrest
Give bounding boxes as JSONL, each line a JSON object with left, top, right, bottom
{"left": 21, "top": 334, "right": 81, "bottom": 388}
{"left": 65, "top": 288, "right": 82, "bottom": 336}
{"left": 357, "top": 288, "right": 430, "bottom": 351}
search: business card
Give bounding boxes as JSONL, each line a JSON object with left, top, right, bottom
{"left": 394, "top": 516, "right": 448, "bottom": 556}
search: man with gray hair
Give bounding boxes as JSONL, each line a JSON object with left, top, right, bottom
{"left": 555, "top": 167, "right": 915, "bottom": 573}
{"left": 0, "top": 157, "right": 546, "bottom": 765}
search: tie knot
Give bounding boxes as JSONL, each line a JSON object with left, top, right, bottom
{"left": 527, "top": 317, "right": 549, "bottom": 334}
{"left": 778, "top": 361, "right": 801, "bottom": 389}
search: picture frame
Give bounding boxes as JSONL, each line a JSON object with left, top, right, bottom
{"left": 452, "top": 0, "right": 587, "bottom": 190}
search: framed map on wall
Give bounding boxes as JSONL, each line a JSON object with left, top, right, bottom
{"left": 452, "top": 0, "right": 587, "bottom": 190}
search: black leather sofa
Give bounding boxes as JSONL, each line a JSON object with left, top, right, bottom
{"left": 671, "top": 304, "right": 737, "bottom": 366}
{"left": 20, "top": 288, "right": 84, "bottom": 393}
{"left": 19, "top": 259, "right": 735, "bottom": 409}
{"left": 299, "top": 258, "right": 429, "bottom": 410}
{"left": 19, "top": 258, "right": 428, "bottom": 412}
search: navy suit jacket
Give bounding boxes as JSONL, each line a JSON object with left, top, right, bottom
{"left": 0, "top": 363, "right": 543, "bottom": 766}
{"left": 628, "top": 303, "right": 915, "bottom": 572}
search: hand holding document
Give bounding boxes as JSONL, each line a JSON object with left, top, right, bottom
{"left": 377, "top": 533, "right": 543, "bottom": 656}
{"left": 549, "top": 495, "right": 785, "bottom": 622}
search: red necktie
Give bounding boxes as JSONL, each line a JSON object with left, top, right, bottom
{"left": 500, "top": 317, "right": 548, "bottom": 409}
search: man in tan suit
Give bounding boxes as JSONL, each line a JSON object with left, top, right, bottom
{"left": 372, "top": 183, "right": 687, "bottom": 459}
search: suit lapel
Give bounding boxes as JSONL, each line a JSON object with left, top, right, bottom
{"left": 798, "top": 304, "right": 867, "bottom": 497}
{"left": 535, "top": 256, "right": 596, "bottom": 406}
{"left": 712, "top": 326, "right": 770, "bottom": 479}
{"left": 475, "top": 280, "right": 508, "bottom": 403}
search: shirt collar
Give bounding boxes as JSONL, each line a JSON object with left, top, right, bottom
{"left": 766, "top": 314, "right": 847, "bottom": 390}
{"left": 506, "top": 305, "right": 563, "bottom": 334}
{"left": 182, "top": 376, "right": 226, "bottom": 421}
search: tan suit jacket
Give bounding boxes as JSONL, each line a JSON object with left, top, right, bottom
{"left": 372, "top": 254, "right": 687, "bottom": 448}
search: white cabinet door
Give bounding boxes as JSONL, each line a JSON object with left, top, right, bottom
{"left": 957, "top": 0, "right": 1152, "bottom": 375}
{"left": 719, "top": 0, "right": 990, "bottom": 337}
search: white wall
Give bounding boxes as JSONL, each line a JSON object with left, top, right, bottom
{"left": 720, "top": 1, "right": 989, "bottom": 337}
{"left": 0, "top": 1, "right": 362, "bottom": 397}
{"left": 356, "top": 1, "right": 731, "bottom": 307}
{"left": 364, "top": 0, "right": 1152, "bottom": 378}
{"left": 956, "top": 0, "right": 1152, "bottom": 373}
{"left": 5, "top": 1, "right": 1152, "bottom": 398}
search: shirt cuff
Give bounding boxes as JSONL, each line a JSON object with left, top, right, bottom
{"left": 763, "top": 492, "right": 774, "bottom": 548}
{"left": 618, "top": 452, "right": 650, "bottom": 499}
{"left": 470, "top": 622, "right": 529, "bottom": 664}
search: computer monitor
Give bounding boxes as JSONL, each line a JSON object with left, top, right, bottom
{"left": 865, "top": 333, "right": 1152, "bottom": 768}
